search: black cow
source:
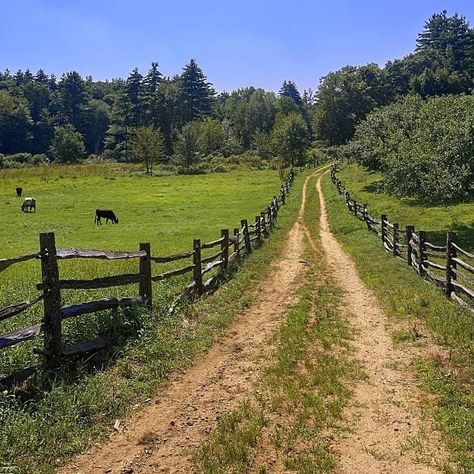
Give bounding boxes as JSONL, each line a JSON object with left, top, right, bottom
{"left": 95, "top": 209, "right": 119, "bottom": 225}
{"left": 16, "top": 187, "right": 22, "bottom": 197}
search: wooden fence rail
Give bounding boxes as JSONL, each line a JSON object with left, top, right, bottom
{"left": 330, "top": 165, "right": 474, "bottom": 313}
{"left": 0, "top": 171, "right": 294, "bottom": 384}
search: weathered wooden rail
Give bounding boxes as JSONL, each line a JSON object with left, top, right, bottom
{"left": 330, "top": 165, "right": 474, "bottom": 313}
{"left": 0, "top": 172, "right": 294, "bottom": 384}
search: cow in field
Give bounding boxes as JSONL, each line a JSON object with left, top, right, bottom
{"left": 16, "top": 187, "right": 22, "bottom": 197}
{"left": 21, "top": 197, "right": 36, "bottom": 212}
{"left": 95, "top": 209, "right": 119, "bottom": 225}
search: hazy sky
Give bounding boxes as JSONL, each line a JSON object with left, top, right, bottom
{"left": 1, "top": 1, "right": 473, "bottom": 92}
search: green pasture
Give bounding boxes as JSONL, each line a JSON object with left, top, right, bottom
{"left": 338, "top": 164, "right": 474, "bottom": 251}
{"left": 0, "top": 163, "right": 281, "bottom": 256}
{"left": 0, "top": 164, "right": 282, "bottom": 376}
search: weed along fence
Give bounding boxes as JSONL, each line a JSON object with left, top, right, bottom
{"left": 330, "top": 165, "right": 474, "bottom": 313}
{"left": 0, "top": 172, "right": 294, "bottom": 386}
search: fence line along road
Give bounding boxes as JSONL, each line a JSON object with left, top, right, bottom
{"left": 0, "top": 170, "right": 300, "bottom": 387}
{"left": 330, "top": 165, "right": 474, "bottom": 313}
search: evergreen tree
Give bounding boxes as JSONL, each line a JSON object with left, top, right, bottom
{"left": 279, "top": 80, "right": 303, "bottom": 107}
{"left": 180, "top": 59, "right": 215, "bottom": 124}
{"left": 141, "top": 62, "right": 163, "bottom": 127}
{"left": 416, "top": 11, "right": 473, "bottom": 72}
{"left": 58, "top": 71, "right": 88, "bottom": 129}
{"left": 125, "top": 67, "right": 143, "bottom": 126}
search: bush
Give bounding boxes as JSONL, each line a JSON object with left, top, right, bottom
{"left": 349, "top": 94, "right": 474, "bottom": 202}
{"left": 0, "top": 153, "right": 49, "bottom": 168}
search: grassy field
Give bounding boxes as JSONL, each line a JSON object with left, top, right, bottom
{"left": 337, "top": 164, "right": 474, "bottom": 251}
{"left": 322, "top": 172, "right": 474, "bottom": 472}
{"left": 0, "top": 163, "right": 282, "bottom": 398}
{"left": 0, "top": 164, "right": 304, "bottom": 473}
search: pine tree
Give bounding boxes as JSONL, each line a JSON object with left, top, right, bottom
{"left": 180, "top": 59, "right": 215, "bottom": 124}
{"left": 141, "top": 62, "right": 163, "bottom": 127}
{"left": 279, "top": 80, "right": 303, "bottom": 107}
{"left": 416, "top": 11, "right": 473, "bottom": 72}
{"left": 125, "top": 67, "right": 143, "bottom": 126}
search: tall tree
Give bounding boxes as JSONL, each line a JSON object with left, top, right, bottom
{"left": 49, "top": 124, "right": 85, "bottom": 163}
{"left": 416, "top": 11, "right": 473, "bottom": 73}
{"left": 58, "top": 71, "right": 88, "bottom": 128}
{"left": 180, "top": 59, "right": 215, "bottom": 124}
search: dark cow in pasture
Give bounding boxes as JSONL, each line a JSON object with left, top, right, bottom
{"left": 95, "top": 209, "right": 119, "bottom": 225}
{"left": 21, "top": 197, "right": 36, "bottom": 212}
{"left": 16, "top": 187, "right": 22, "bottom": 197}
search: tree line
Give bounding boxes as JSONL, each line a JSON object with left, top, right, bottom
{"left": 0, "top": 59, "right": 312, "bottom": 171}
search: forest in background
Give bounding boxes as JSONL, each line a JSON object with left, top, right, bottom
{"left": 0, "top": 10, "right": 472, "bottom": 192}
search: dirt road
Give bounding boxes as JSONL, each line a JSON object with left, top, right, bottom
{"left": 63, "top": 169, "right": 445, "bottom": 473}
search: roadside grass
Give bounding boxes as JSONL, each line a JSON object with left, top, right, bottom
{"left": 195, "top": 172, "right": 362, "bottom": 473}
{"left": 337, "top": 164, "right": 474, "bottom": 251}
{"left": 322, "top": 172, "right": 474, "bottom": 472}
{"left": 0, "top": 168, "right": 303, "bottom": 473}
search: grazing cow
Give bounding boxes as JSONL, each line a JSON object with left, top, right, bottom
{"left": 21, "top": 197, "right": 36, "bottom": 212}
{"left": 95, "top": 209, "right": 119, "bottom": 225}
{"left": 16, "top": 187, "right": 22, "bottom": 197}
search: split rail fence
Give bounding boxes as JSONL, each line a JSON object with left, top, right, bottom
{"left": 0, "top": 172, "right": 294, "bottom": 385}
{"left": 330, "top": 165, "right": 474, "bottom": 313}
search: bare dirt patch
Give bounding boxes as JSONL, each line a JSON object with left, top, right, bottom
{"left": 316, "top": 172, "right": 446, "bottom": 473}
{"left": 62, "top": 172, "right": 321, "bottom": 474}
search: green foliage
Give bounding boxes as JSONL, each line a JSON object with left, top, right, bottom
{"left": 174, "top": 122, "right": 202, "bottom": 172}
{"left": 130, "top": 126, "right": 166, "bottom": 174}
{"left": 312, "top": 11, "right": 473, "bottom": 146}
{"left": 251, "top": 129, "right": 273, "bottom": 158}
{"left": 272, "top": 113, "right": 309, "bottom": 167}
{"left": 0, "top": 152, "right": 48, "bottom": 168}
{"left": 348, "top": 94, "right": 474, "bottom": 202}
{"left": 49, "top": 124, "right": 85, "bottom": 163}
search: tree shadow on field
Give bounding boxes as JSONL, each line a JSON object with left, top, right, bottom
{"left": 5, "top": 305, "right": 146, "bottom": 405}
{"left": 362, "top": 180, "right": 385, "bottom": 194}
{"left": 425, "top": 223, "right": 474, "bottom": 252}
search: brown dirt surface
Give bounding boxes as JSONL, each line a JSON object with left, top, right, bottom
{"left": 316, "top": 172, "right": 446, "bottom": 474}
{"left": 61, "top": 171, "right": 322, "bottom": 474}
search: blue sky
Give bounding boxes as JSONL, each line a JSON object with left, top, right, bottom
{"left": 1, "top": 1, "right": 473, "bottom": 92}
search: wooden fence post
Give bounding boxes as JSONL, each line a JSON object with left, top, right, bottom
{"left": 274, "top": 196, "right": 279, "bottom": 210}
{"left": 267, "top": 206, "right": 272, "bottom": 229}
{"left": 221, "top": 229, "right": 229, "bottom": 271}
{"left": 353, "top": 200, "right": 358, "bottom": 217}
{"left": 418, "top": 230, "right": 427, "bottom": 275}
{"left": 406, "top": 225, "right": 414, "bottom": 267}
{"left": 393, "top": 223, "right": 399, "bottom": 257}
{"left": 241, "top": 219, "right": 252, "bottom": 253}
{"left": 193, "top": 239, "right": 202, "bottom": 294}
{"left": 280, "top": 189, "right": 285, "bottom": 205}
{"left": 445, "top": 232, "right": 457, "bottom": 297}
{"left": 139, "top": 243, "right": 152, "bottom": 309}
{"left": 40, "top": 232, "right": 62, "bottom": 362}
{"left": 234, "top": 228, "right": 240, "bottom": 259}
{"left": 256, "top": 216, "right": 262, "bottom": 244}
{"left": 381, "top": 214, "right": 387, "bottom": 246}
{"left": 260, "top": 211, "right": 267, "bottom": 236}
{"left": 363, "top": 205, "right": 371, "bottom": 230}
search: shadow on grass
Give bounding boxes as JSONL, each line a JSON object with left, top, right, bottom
{"left": 7, "top": 305, "right": 146, "bottom": 405}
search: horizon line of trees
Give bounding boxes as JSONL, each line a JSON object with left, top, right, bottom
{"left": 0, "top": 59, "right": 312, "bottom": 170}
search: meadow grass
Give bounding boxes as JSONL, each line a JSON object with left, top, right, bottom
{"left": 322, "top": 172, "right": 474, "bottom": 472}
{"left": 0, "top": 167, "right": 306, "bottom": 473}
{"left": 337, "top": 164, "right": 474, "bottom": 251}
{"left": 195, "top": 173, "right": 362, "bottom": 473}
